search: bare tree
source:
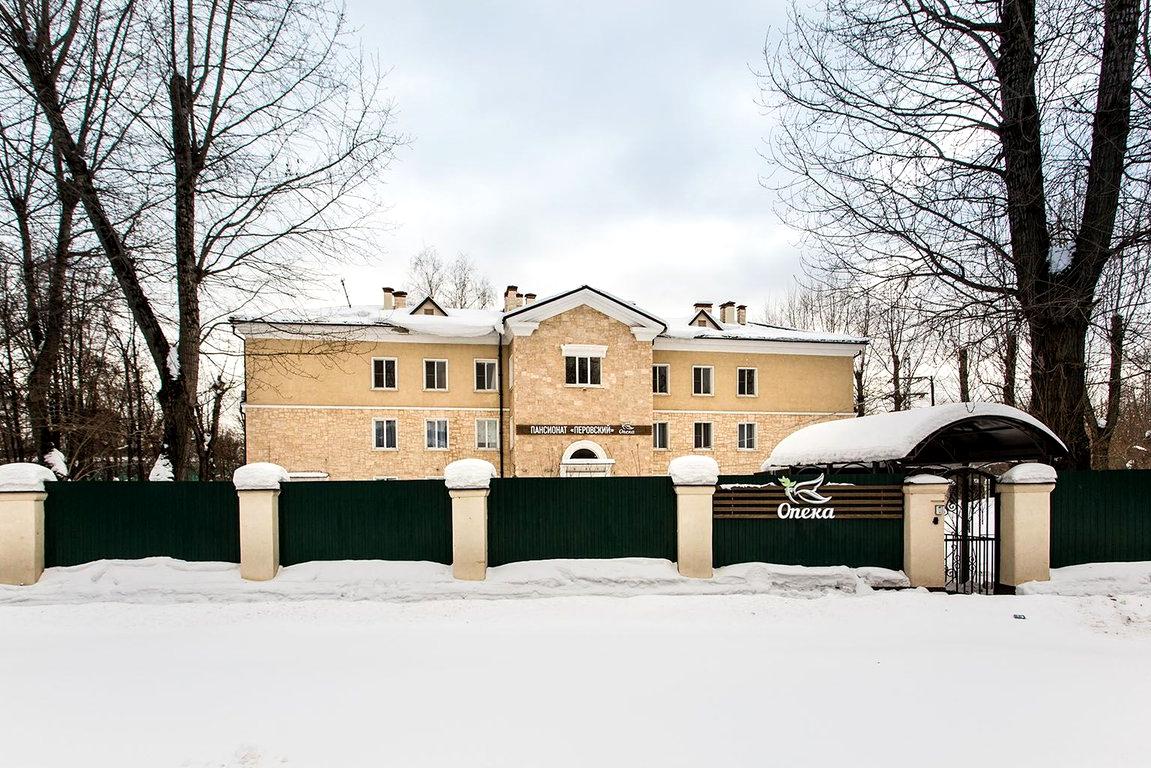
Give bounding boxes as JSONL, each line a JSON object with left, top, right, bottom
{"left": 0, "top": 0, "right": 400, "bottom": 478}
{"left": 765, "top": 0, "right": 1149, "bottom": 467}
{"left": 405, "top": 246, "right": 493, "bottom": 309}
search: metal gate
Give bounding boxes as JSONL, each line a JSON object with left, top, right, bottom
{"left": 943, "top": 468, "right": 999, "bottom": 594}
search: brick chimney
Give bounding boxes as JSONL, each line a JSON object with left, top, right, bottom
{"left": 693, "top": 302, "right": 713, "bottom": 314}
{"left": 719, "top": 301, "right": 736, "bottom": 324}
{"left": 523, "top": 293, "right": 537, "bottom": 306}
{"left": 737, "top": 304, "right": 747, "bottom": 325}
{"left": 382, "top": 287, "right": 394, "bottom": 311}
{"left": 504, "top": 285, "right": 520, "bottom": 312}
{"left": 393, "top": 291, "right": 407, "bottom": 310}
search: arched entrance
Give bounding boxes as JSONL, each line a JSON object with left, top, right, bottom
{"left": 560, "top": 440, "right": 615, "bottom": 478}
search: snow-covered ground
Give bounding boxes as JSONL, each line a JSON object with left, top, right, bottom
{"left": 1, "top": 560, "right": 1149, "bottom": 767}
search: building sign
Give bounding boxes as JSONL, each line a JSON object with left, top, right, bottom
{"left": 713, "top": 476, "right": 902, "bottom": 520}
{"left": 777, "top": 475, "right": 835, "bottom": 519}
{"left": 516, "top": 423, "right": 652, "bottom": 436}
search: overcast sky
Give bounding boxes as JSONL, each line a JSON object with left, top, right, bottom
{"left": 334, "top": 0, "right": 796, "bottom": 320}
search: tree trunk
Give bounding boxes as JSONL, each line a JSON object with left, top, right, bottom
{"left": 1002, "top": 330, "right": 1018, "bottom": 407}
{"left": 957, "top": 346, "right": 970, "bottom": 402}
{"left": 1087, "top": 312, "right": 1125, "bottom": 468}
{"left": 1028, "top": 312, "right": 1093, "bottom": 467}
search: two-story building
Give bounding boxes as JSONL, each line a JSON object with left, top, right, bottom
{"left": 231, "top": 284, "right": 866, "bottom": 479}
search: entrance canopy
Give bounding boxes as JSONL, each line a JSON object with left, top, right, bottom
{"left": 763, "top": 403, "right": 1068, "bottom": 469}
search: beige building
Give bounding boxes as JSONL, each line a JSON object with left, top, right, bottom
{"left": 232, "top": 285, "right": 866, "bottom": 479}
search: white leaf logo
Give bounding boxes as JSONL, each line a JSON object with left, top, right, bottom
{"left": 782, "top": 474, "right": 832, "bottom": 505}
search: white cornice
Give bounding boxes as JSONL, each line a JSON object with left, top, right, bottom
{"left": 652, "top": 337, "right": 865, "bottom": 357}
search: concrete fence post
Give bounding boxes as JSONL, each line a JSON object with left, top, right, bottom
{"left": 0, "top": 463, "right": 56, "bottom": 586}
{"left": 446, "top": 459, "right": 496, "bottom": 581}
{"left": 997, "top": 463, "right": 1056, "bottom": 592}
{"left": 669, "top": 456, "right": 718, "bottom": 579}
{"left": 902, "top": 475, "right": 949, "bottom": 589}
{"left": 233, "top": 462, "right": 289, "bottom": 581}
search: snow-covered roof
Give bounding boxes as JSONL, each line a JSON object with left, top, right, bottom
{"left": 763, "top": 403, "right": 1068, "bottom": 468}
{"left": 661, "top": 318, "right": 866, "bottom": 345}
{"left": 231, "top": 285, "right": 867, "bottom": 348}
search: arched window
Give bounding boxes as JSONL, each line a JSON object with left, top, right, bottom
{"left": 569, "top": 448, "right": 598, "bottom": 460}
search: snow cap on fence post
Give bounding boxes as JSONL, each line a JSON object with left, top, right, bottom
{"left": 0, "top": 463, "right": 55, "bottom": 586}
{"left": 445, "top": 459, "right": 495, "bottom": 581}
{"left": 444, "top": 458, "right": 497, "bottom": 490}
{"left": 668, "top": 456, "right": 717, "bottom": 579}
{"left": 232, "top": 462, "right": 287, "bottom": 581}
{"left": 233, "top": 462, "right": 290, "bottom": 491}
{"left": 997, "top": 463, "right": 1056, "bottom": 591}
{"left": 668, "top": 455, "right": 719, "bottom": 487}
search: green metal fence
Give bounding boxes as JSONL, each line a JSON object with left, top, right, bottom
{"left": 712, "top": 473, "right": 904, "bottom": 569}
{"left": 44, "top": 481, "right": 240, "bottom": 566}
{"left": 487, "top": 476, "right": 677, "bottom": 566}
{"left": 278, "top": 479, "right": 452, "bottom": 565}
{"left": 1050, "top": 470, "right": 1151, "bottom": 567}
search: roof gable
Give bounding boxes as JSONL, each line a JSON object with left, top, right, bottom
{"left": 502, "top": 285, "right": 666, "bottom": 341}
{"left": 410, "top": 296, "right": 449, "bottom": 317}
{"left": 688, "top": 309, "right": 723, "bottom": 330}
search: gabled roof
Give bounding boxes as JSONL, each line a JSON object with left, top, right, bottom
{"left": 410, "top": 296, "right": 449, "bottom": 316}
{"left": 502, "top": 285, "right": 667, "bottom": 341}
{"left": 688, "top": 309, "right": 723, "bottom": 330}
{"left": 763, "top": 403, "right": 1068, "bottom": 468}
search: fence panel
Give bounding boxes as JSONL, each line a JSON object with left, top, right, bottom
{"left": 278, "top": 479, "right": 452, "bottom": 565}
{"left": 1050, "top": 470, "right": 1151, "bottom": 567}
{"left": 44, "top": 481, "right": 240, "bottom": 566}
{"left": 487, "top": 476, "right": 676, "bottom": 566}
{"left": 713, "top": 472, "right": 904, "bottom": 569}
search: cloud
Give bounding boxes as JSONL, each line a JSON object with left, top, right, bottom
{"left": 333, "top": 0, "right": 796, "bottom": 318}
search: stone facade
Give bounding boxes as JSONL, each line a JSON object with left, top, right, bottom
{"left": 237, "top": 289, "right": 862, "bottom": 479}
{"left": 508, "top": 305, "right": 653, "bottom": 476}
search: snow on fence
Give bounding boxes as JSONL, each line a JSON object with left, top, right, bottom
{"left": 1051, "top": 470, "right": 1151, "bottom": 567}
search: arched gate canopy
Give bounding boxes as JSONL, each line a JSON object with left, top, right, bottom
{"left": 763, "top": 403, "right": 1068, "bottom": 469}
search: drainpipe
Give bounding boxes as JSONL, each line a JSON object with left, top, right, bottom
{"left": 497, "top": 329, "right": 505, "bottom": 478}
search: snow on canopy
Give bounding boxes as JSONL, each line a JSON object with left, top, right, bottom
{"left": 763, "top": 403, "right": 1068, "bottom": 468}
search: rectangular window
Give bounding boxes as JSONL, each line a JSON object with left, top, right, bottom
{"left": 737, "top": 368, "right": 758, "bottom": 396}
{"left": 372, "top": 358, "right": 397, "bottom": 390}
{"left": 425, "top": 419, "right": 449, "bottom": 450}
{"left": 373, "top": 418, "right": 397, "bottom": 450}
{"left": 424, "top": 359, "right": 448, "bottom": 390}
{"left": 653, "top": 422, "right": 669, "bottom": 450}
{"left": 738, "top": 422, "right": 757, "bottom": 450}
{"left": 474, "top": 359, "right": 498, "bottom": 391}
{"left": 693, "top": 422, "right": 713, "bottom": 450}
{"left": 565, "top": 355, "right": 602, "bottom": 386}
{"left": 476, "top": 418, "right": 499, "bottom": 450}
{"left": 652, "top": 364, "right": 669, "bottom": 394}
{"left": 692, "top": 366, "right": 713, "bottom": 396}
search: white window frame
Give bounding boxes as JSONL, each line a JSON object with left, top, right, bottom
{"left": 372, "top": 418, "right": 398, "bottom": 451}
{"left": 737, "top": 367, "right": 758, "bottom": 397}
{"left": 565, "top": 355, "right": 602, "bottom": 387}
{"left": 371, "top": 357, "right": 397, "bottom": 391}
{"left": 653, "top": 421, "right": 669, "bottom": 450}
{"left": 475, "top": 418, "right": 500, "bottom": 450}
{"left": 425, "top": 418, "right": 450, "bottom": 450}
{"left": 738, "top": 422, "right": 757, "bottom": 451}
{"left": 474, "top": 359, "right": 499, "bottom": 392}
{"left": 693, "top": 421, "right": 713, "bottom": 450}
{"left": 423, "top": 359, "right": 449, "bottom": 391}
{"left": 692, "top": 365, "right": 714, "bottom": 396}
{"left": 652, "top": 363, "right": 670, "bottom": 395}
